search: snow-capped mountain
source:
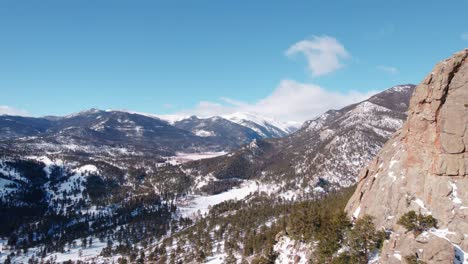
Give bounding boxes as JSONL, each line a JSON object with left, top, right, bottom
{"left": 173, "top": 115, "right": 263, "bottom": 146}
{"left": 0, "top": 110, "right": 299, "bottom": 159}
{"left": 0, "top": 84, "right": 415, "bottom": 263}
{"left": 0, "top": 109, "right": 222, "bottom": 159}
{"left": 184, "top": 84, "right": 415, "bottom": 195}
{"left": 222, "top": 112, "right": 300, "bottom": 137}
{"left": 156, "top": 112, "right": 301, "bottom": 138}
{"left": 285, "top": 84, "right": 414, "bottom": 186}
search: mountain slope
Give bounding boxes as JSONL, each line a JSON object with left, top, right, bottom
{"left": 345, "top": 49, "right": 468, "bottom": 263}
{"left": 185, "top": 84, "right": 415, "bottom": 195}
{"left": 157, "top": 112, "right": 300, "bottom": 138}
{"left": 0, "top": 109, "right": 224, "bottom": 159}
{"left": 0, "top": 116, "right": 53, "bottom": 140}
{"left": 222, "top": 112, "right": 299, "bottom": 137}
{"left": 173, "top": 115, "right": 263, "bottom": 149}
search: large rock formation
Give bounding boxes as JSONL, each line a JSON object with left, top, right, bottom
{"left": 346, "top": 49, "right": 468, "bottom": 263}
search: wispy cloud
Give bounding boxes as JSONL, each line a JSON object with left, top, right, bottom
{"left": 178, "top": 80, "right": 377, "bottom": 122}
{"left": 461, "top": 32, "right": 468, "bottom": 41}
{"left": 286, "top": 36, "right": 350, "bottom": 77}
{"left": 377, "top": 65, "right": 399, "bottom": 74}
{"left": 0, "top": 106, "right": 30, "bottom": 116}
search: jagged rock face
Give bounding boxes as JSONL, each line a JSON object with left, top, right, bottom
{"left": 346, "top": 49, "right": 468, "bottom": 263}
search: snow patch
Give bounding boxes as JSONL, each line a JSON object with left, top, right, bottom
{"left": 449, "top": 181, "right": 462, "bottom": 205}
{"left": 274, "top": 236, "right": 311, "bottom": 264}
{"left": 393, "top": 252, "right": 402, "bottom": 261}
{"left": 194, "top": 130, "right": 216, "bottom": 137}
{"left": 167, "top": 152, "right": 227, "bottom": 165}
{"left": 353, "top": 206, "right": 361, "bottom": 218}
{"left": 430, "top": 228, "right": 467, "bottom": 264}
{"left": 74, "top": 164, "right": 99, "bottom": 175}
{"left": 413, "top": 198, "right": 432, "bottom": 215}
{"left": 178, "top": 180, "right": 258, "bottom": 218}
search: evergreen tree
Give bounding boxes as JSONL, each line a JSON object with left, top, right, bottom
{"left": 404, "top": 253, "right": 427, "bottom": 264}
{"left": 196, "top": 249, "right": 206, "bottom": 263}
{"left": 224, "top": 250, "right": 237, "bottom": 264}
{"left": 346, "top": 215, "right": 385, "bottom": 263}
{"left": 397, "top": 211, "right": 437, "bottom": 236}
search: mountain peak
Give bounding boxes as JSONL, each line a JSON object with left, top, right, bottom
{"left": 66, "top": 108, "right": 103, "bottom": 118}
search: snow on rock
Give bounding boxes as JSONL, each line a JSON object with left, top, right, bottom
{"left": 353, "top": 206, "right": 361, "bottom": 218}
{"left": 393, "top": 252, "right": 402, "bottom": 261}
{"left": 388, "top": 84, "right": 414, "bottom": 92}
{"left": 449, "top": 181, "right": 462, "bottom": 205}
{"left": 430, "top": 228, "right": 468, "bottom": 264}
{"left": 412, "top": 198, "right": 432, "bottom": 215}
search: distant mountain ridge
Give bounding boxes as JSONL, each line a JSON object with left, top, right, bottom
{"left": 156, "top": 111, "right": 301, "bottom": 137}
{"left": 0, "top": 109, "right": 299, "bottom": 158}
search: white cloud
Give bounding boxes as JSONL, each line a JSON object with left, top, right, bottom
{"left": 0, "top": 106, "right": 30, "bottom": 116}
{"left": 461, "top": 32, "right": 468, "bottom": 40}
{"left": 286, "top": 36, "right": 350, "bottom": 77}
{"left": 377, "top": 65, "right": 399, "bottom": 74}
{"left": 162, "top": 35, "right": 374, "bottom": 123}
{"left": 178, "top": 80, "right": 377, "bottom": 122}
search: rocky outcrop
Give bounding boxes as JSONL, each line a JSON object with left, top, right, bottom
{"left": 345, "top": 49, "right": 468, "bottom": 263}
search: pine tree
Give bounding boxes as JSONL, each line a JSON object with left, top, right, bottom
{"left": 346, "top": 215, "right": 384, "bottom": 263}
{"left": 398, "top": 211, "right": 437, "bottom": 236}
{"left": 316, "top": 211, "right": 351, "bottom": 262}
{"left": 404, "top": 253, "right": 427, "bottom": 264}
{"left": 196, "top": 249, "right": 206, "bottom": 263}
{"left": 224, "top": 250, "right": 237, "bottom": 264}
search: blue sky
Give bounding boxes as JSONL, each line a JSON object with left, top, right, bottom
{"left": 1, "top": 0, "right": 467, "bottom": 121}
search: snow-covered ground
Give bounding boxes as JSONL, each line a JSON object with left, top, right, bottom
{"left": 274, "top": 236, "right": 312, "bottom": 264}
{"left": 177, "top": 180, "right": 258, "bottom": 219}
{"left": 46, "top": 239, "right": 108, "bottom": 263}
{"left": 167, "top": 151, "right": 227, "bottom": 165}
{"left": 195, "top": 129, "right": 216, "bottom": 137}
{"left": 0, "top": 236, "right": 115, "bottom": 264}
{"left": 205, "top": 253, "right": 228, "bottom": 264}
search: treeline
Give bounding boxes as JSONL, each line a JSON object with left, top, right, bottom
{"left": 141, "top": 186, "right": 364, "bottom": 264}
